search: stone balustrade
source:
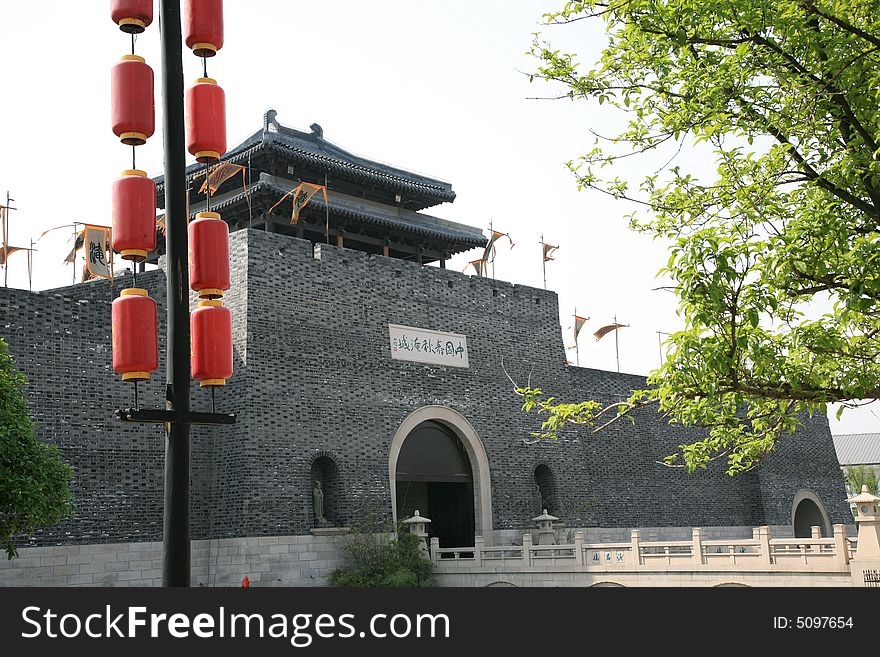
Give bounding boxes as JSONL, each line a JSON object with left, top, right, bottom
{"left": 430, "top": 524, "right": 851, "bottom": 574}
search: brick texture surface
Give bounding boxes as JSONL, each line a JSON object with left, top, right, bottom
{"left": 0, "top": 228, "right": 850, "bottom": 549}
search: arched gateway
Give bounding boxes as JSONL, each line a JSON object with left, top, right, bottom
{"left": 389, "top": 406, "right": 492, "bottom": 547}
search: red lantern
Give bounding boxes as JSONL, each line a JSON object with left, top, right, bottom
{"left": 111, "top": 0, "right": 153, "bottom": 33}
{"left": 191, "top": 300, "right": 233, "bottom": 387}
{"left": 111, "top": 288, "right": 158, "bottom": 381}
{"left": 184, "top": 0, "right": 224, "bottom": 57}
{"left": 188, "top": 211, "right": 229, "bottom": 298}
{"left": 112, "top": 170, "right": 157, "bottom": 261}
{"left": 186, "top": 78, "right": 226, "bottom": 163}
{"left": 111, "top": 55, "right": 155, "bottom": 146}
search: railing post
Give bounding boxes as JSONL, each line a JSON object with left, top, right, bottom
{"left": 522, "top": 533, "right": 533, "bottom": 567}
{"left": 630, "top": 530, "right": 641, "bottom": 566}
{"left": 692, "top": 528, "right": 705, "bottom": 566}
{"left": 473, "top": 535, "right": 483, "bottom": 567}
{"left": 430, "top": 537, "right": 440, "bottom": 565}
{"left": 574, "top": 530, "right": 585, "bottom": 566}
{"left": 833, "top": 524, "right": 849, "bottom": 566}
{"left": 757, "top": 526, "right": 772, "bottom": 566}
{"left": 811, "top": 525, "right": 822, "bottom": 540}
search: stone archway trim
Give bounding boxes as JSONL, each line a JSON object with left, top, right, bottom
{"left": 389, "top": 405, "right": 493, "bottom": 540}
{"left": 791, "top": 489, "right": 833, "bottom": 537}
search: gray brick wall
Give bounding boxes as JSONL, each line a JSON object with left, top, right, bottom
{"left": 0, "top": 228, "right": 850, "bottom": 550}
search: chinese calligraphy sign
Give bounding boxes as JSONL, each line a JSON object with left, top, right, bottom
{"left": 388, "top": 324, "right": 469, "bottom": 368}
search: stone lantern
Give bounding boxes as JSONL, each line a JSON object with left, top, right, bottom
{"left": 849, "top": 485, "right": 880, "bottom": 559}
{"left": 847, "top": 485, "right": 880, "bottom": 587}
{"left": 533, "top": 509, "right": 559, "bottom": 546}
{"left": 402, "top": 510, "right": 432, "bottom": 558}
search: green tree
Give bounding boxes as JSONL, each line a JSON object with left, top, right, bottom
{"left": 844, "top": 465, "right": 878, "bottom": 496}
{"left": 520, "top": 1, "right": 880, "bottom": 474}
{"left": 0, "top": 337, "right": 73, "bottom": 558}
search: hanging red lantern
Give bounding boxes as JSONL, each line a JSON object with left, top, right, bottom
{"left": 112, "top": 170, "right": 157, "bottom": 261}
{"left": 191, "top": 300, "right": 233, "bottom": 387}
{"left": 184, "top": 0, "right": 224, "bottom": 57}
{"left": 111, "top": 288, "right": 159, "bottom": 381}
{"left": 186, "top": 78, "right": 226, "bottom": 163}
{"left": 111, "top": 55, "right": 155, "bottom": 146}
{"left": 111, "top": 0, "right": 153, "bottom": 33}
{"left": 188, "top": 211, "right": 229, "bottom": 298}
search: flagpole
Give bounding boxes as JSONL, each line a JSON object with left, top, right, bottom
{"left": 247, "top": 152, "right": 253, "bottom": 228}
{"left": 4, "top": 191, "right": 14, "bottom": 288}
{"left": 657, "top": 330, "right": 670, "bottom": 367}
{"left": 489, "top": 219, "right": 494, "bottom": 279}
{"left": 574, "top": 307, "right": 580, "bottom": 367}
{"left": 28, "top": 239, "right": 33, "bottom": 291}
{"left": 72, "top": 222, "right": 78, "bottom": 285}
{"left": 540, "top": 234, "right": 546, "bottom": 290}
{"left": 614, "top": 313, "right": 620, "bottom": 373}
{"left": 324, "top": 172, "right": 329, "bottom": 245}
{"left": 1, "top": 206, "right": 6, "bottom": 288}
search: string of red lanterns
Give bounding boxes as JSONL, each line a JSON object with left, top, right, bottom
{"left": 184, "top": 0, "right": 232, "bottom": 389}
{"left": 110, "top": 0, "right": 233, "bottom": 394}
{"left": 110, "top": 1, "right": 159, "bottom": 388}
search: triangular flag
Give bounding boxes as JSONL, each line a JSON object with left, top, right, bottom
{"left": 64, "top": 230, "right": 85, "bottom": 263}
{"left": 465, "top": 258, "right": 488, "bottom": 277}
{"left": 0, "top": 245, "right": 27, "bottom": 266}
{"left": 543, "top": 243, "right": 559, "bottom": 261}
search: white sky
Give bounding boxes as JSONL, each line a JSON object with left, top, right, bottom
{"left": 0, "top": 0, "right": 875, "bottom": 434}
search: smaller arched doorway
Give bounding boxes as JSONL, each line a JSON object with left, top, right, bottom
{"left": 792, "top": 490, "right": 832, "bottom": 538}
{"left": 395, "top": 420, "right": 475, "bottom": 548}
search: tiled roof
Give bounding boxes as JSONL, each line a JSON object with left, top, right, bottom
{"left": 833, "top": 433, "right": 880, "bottom": 466}
{"left": 155, "top": 110, "right": 456, "bottom": 206}
{"left": 194, "top": 174, "right": 485, "bottom": 248}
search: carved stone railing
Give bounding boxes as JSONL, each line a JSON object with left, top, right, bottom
{"left": 430, "top": 524, "right": 851, "bottom": 573}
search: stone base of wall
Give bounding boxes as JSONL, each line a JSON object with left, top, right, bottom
{"left": 0, "top": 534, "right": 347, "bottom": 587}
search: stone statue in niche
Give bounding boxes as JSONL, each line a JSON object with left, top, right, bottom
{"left": 313, "top": 480, "right": 325, "bottom": 522}
{"left": 535, "top": 483, "right": 546, "bottom": 515}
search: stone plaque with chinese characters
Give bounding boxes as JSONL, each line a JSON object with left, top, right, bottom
{"left": 388, "top": 324, "right": 469, "bottom": 368}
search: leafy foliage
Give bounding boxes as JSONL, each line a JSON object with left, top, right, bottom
{"left": 330, "top": 501, "right": 433, "bottom": 588}
{"left": 844, "top": 465, "right": 879, "bottom": 496}
{"left": 0, "top": 337, "right": 73, "bottom": 558}
{"left": 522, "top": 1, "right": 880, "bottom": 474}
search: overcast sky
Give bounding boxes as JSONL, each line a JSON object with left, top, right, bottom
{"left": 0, "top": 1, "right": 874, "bottom": 434}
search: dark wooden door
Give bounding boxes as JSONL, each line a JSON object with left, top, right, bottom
{"left": 427, "top": 482, "right": 474, "bottom": 548}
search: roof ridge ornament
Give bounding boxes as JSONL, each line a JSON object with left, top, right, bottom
{"left": 309, "top": 122, "right": 323, "bottom": 139}
{"left": 263, "top": 108, "right": 279, "bottom": 133}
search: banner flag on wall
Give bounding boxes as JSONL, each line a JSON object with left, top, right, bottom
{"left": 573, "top": 315, "right": 589, "bottom": 343}
{"left": 268, "top": 182, "right": 328, "bottom": 225}
{"left": 197, "top": 162, "right": 246, "bottom": 195}
{"left": 594, "top": 322, "right": 628, "bottom": 341}
{"left": 83, "top": 225, "right": 112, "bottom": 281}
{"left": 482, "top": 229, "right": 515, "bottom": 264}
